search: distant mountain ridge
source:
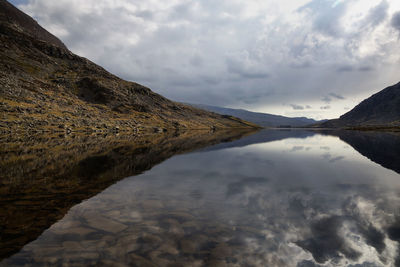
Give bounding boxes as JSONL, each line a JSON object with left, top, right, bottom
{"left": 189, "top": 104, "right": 322, "bottom": 127}
{"left": 317, "top": 82, "right": 400, "bottom": 128}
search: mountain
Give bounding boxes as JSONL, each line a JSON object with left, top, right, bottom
{"left": 190, "top": 104, "right": 321, "bottom": 127}
{"left": 0, "top": 0, "right": 258, "bottom": 133}
{"left": 316, "top": 82, "right": 400, "bottom": 128}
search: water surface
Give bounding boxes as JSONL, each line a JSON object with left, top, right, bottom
{"left": 2, "top": 130, "right": 400, "bottom": 266}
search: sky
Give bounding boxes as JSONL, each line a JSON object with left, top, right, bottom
{"left": 10, "top": 0, "right": 400, "bottom": 119}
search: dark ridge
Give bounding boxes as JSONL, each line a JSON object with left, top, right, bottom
{"left": 339, "top": 81, "right": 400, "bottom": 124}
{"left": 189, "top": 103, "right": 323, "bottom": 127}
{"left": 315, "top": 82, "right": 400, "bottom": 128}
{"left": 0, "top": 0, "right": 67, "bottom": 49}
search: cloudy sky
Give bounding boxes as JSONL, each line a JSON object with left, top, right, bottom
{"left": 11, "top": 0, "right": 400, "bottom": 119}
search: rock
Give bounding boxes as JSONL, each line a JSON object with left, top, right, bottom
{"left": 128, "top": 254, "right": 156, "bottom": 267}
{"left": 98, "top": 260, "right": 129, "bottom": 267}
{"left": 138, "top": 233, "right": 162, "bottom": 245}
{"left": 62, "top": 241, "right": 83, "bottom": 250}
{"left": 142, "top": 200, "right": 164, "bottom": 210}
{"left": 34, "top": 255, "right": 59, "bottom": 265}
{"left": 148, "top": 250, "right": 172, "bottom": 266}
{"left": 181, "top": 221, "right": 202, "bottom": 232}
{"left": 153, "top": 127, "right": 162, "bottom": 133}
{"left": 84, "top": 214, "right": 128, "bottom": 234}
{"left": 165, "top": 211, "right": 195, "bottom": 222}
{"left": 51, "top": 226, "right": 96, "bottom": 236}
{"left": 78, "top": 252, "right": 99, "bottom": 260}
{"left": 180, "top": 239, "right": 198, "bottom": 254}
{"left": 157, "top": 243, "right": 179, "bottom": 256}
{"left": 207, "top": 259, "right": 229, "bottom": 267}
{"left": 210, "top": 243, "right": 232, "bottom": 260}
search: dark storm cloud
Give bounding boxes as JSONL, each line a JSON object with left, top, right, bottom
{"left": 329, "top": 93, "right": 345, "bottom": 100}
{"left": 298, "top": 0, "right": 349, "bottom": 37}
{"left": 322, "top": 93, "right": 344, "bottom": 104}
{"left": 337, "top": 65, "right": 354, "bottom": 72}
{"left": 358, "top": 66, "right": 373, "bottom": 72}
{"left": 321, "top": 96, "right": 331, "bottom": 103}
{"left": 290, "top": 104, "right": 305, "bottom": 110}
{"left": 226, "top": 58, "right": 270, "bottom": 79}
{"left": 392, "top": 11, "right": 400, "bottom": 32}
{"left": 363, "top": 0, "right": 389, "bottom": 28}
{"left": 338, "top": 65, "right": 374, "bottom": 73}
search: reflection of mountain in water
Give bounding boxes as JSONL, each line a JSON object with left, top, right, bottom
{"left": 319, "top": 130, "right": 400, "bottom": 174}
{"left": 0, "top": 129, "right": 254, "bottom": 260}
{"left": 205, "top": 129, "right": 400, "bottom": 175}
{"left": 202, "top": 129, "right": 315, "bottom": 151}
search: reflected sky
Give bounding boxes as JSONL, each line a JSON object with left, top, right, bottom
{"left": 2, "top": 131, "right": 400, "bottom": 266}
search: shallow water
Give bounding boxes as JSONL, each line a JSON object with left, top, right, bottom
{"left": 2, "top": 130, "right": 400, "bottom": 266}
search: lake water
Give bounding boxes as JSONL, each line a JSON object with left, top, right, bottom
{"left": 1, "top": 130, "right": 400, "bottom": 266}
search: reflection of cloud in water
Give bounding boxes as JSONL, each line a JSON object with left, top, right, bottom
{"left": 224, "top": 181, "right": 399, "bottom": 266}
{"left": 226, "top": 177, "right": 269, "bottom": 197}
{"left": 296, "top": 216, "right": 361, "bottom": 263}
{"left": 321, "top": 153, "right": 345, "bottom": 163}
{"left": 3, "top": 132, "right": 400, "bottom": 266}
{"left": 329, "top": 156, "right": 345, "bottom": 163}
{"left": 289, "top": 146, "right": 305, "bottom": 152}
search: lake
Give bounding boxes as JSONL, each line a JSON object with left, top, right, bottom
{"left": 1, "top": 129, "right": 400, "bottom": 266}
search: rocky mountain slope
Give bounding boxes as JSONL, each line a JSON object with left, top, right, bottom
{"left": 316, "top": 82, "right": 400, "bottom": 129}
{"left": 190, "top": 104, "right": 321, "bottom": 127}
{"left": 0, "top": 0, "right": 258, "bottom": 133}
